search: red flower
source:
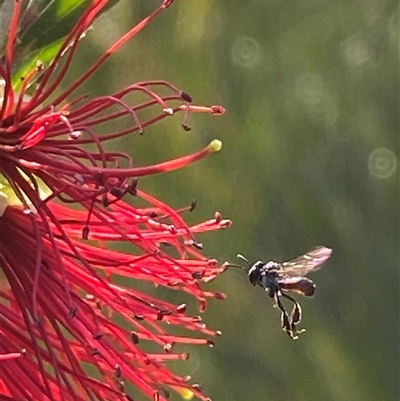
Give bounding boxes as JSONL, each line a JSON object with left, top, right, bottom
{"left": 0, "top": 1, "right": 229, "bottom": 400}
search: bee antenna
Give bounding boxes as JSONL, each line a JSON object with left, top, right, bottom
{"left": 236, "top": 253, "right": 249, "bottom": 265}
{"left": 225, "top": 263, "right": 245, "bottom": 270}
{"left": 224, "top": 253, "right": 250, "bottom": 272}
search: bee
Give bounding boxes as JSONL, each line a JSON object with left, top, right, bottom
{"left": 227, "top": 246, "right": 332, "bottom": 339}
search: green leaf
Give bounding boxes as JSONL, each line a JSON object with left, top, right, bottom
{"left": 3, "top": 0, "right": 121, "bottom": 87}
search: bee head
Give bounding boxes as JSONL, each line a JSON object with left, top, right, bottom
{"left": 248, "top": 261, "right": 264, "bottom": 286}
{"left": 225, "top": 255, "right": 267, "bottom": 287}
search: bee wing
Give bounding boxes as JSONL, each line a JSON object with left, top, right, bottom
{"left": 281, "top": 246, "right": 332, "bottom": 277}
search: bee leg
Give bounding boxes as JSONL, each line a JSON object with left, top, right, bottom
{"left": 273, "top": 293, "right": 293, "bottom": 339}
{"left": 281, "top": 293, "right": 306, "bottom": 338}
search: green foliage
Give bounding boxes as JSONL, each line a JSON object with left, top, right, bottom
{"left": 0, "top": 0, "right": 121, "bottom": 88}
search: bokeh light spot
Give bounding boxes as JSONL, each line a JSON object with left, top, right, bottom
{"left": 296, "top": 73, "right": 325, "bottom": 105}
{"left": 368, "top": 147, "right": 397, "bottom": 179}
{"left": 344, "top": 36, "right": 372, "bottom": 66}
{"left": 231, "top": 37, "right": 262, "bottom": 68}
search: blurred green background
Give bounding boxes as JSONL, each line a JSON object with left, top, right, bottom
{"left": 62, "top": 1, "right": 398, "bottom": 401}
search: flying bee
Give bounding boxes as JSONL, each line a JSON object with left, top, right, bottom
{"left": 227, "top": 246, "right": 332, "bottom": 340}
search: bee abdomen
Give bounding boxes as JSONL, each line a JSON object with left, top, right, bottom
{"left": 279, "top": 277, "right": 315, "bottom": 297}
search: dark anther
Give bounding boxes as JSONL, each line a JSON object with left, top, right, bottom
{"left": 93, "top": 333, "right": 103, "bottom": 340}
{"left": 182, "top": 123, "right": 191, "bottom": 132}
{"left": 207, "top": 339, "right": 214, "bottom": 347}
{"left": 115, "top": 364, "right": 122, "bottom": 378}
{"left": 189, "top": 199, "right": 197, "bottom": 212}
{"left": 130, "top": 332, "right": 140, "bottom": 344}
{"left": 82, "top": 226, "right": 89, "bottom": 240}
{"left": 157, "top": 309, "right": 172, "bottom": 320}
{"left": 91, "top": 348, "right": 100, "bottom": 356}
{"left": 192, "top": 271, "right": 204, "bottom": 279}
{"left": 69, "top": 307, "right": 77, "bottom": 318}
{"left": 160, "top": 388, "right": 170, "bottom": 399}
{"left": 176, "top": 303, "right": 187, "bottom": 313}
{"left": 110, "top": 187, "right": 123, "bottom": 198}
{"left": 94, "top": 171, "right": 105, "bottom": 186}
{"left": 192, "top": 241, "right": 203, "bottom": 250}
{"left": 134, "top": 314, "right": 145, "bottom": 321}
{"left": 213, "top": 292, "right": 226, "bottom": 300}
{"left": 180, "top": 91, "right": 192, "bottom": 102}
{"left": 102, "top": 195, "right": 110, "bottom": 207}
{"left": 125, "top": 394, "right": 136, "bottom": 401}
{"left": 128, "top": 179, "right": 138, "bottom": 196}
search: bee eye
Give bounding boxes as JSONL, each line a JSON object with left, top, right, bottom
{"left": 248, "top": 272, "right": 258, "bottom": 286}
{"left": 248, "top": 262, "right": 262, "bottom": 286}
